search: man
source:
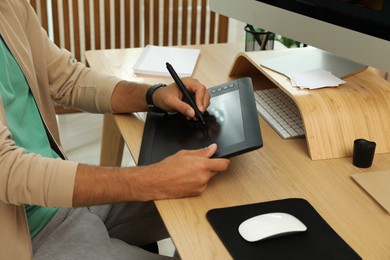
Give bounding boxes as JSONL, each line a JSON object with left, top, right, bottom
{"left": 0, "top": 1, "right": 230, "bottom": 259}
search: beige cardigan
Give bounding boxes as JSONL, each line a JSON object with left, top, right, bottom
{"left": 0, "top": 1, "right": 121, "bottom": 258}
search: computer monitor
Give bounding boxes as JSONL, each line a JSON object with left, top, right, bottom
{"left": 210, "top": 0, "right": 390, "bottom": 74}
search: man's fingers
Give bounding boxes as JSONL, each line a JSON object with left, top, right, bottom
{"left": 177, "top": 144, "right": 230, "bottom": 172}
{"left": 178, "top": 143, "right": 217, "bottom": 158}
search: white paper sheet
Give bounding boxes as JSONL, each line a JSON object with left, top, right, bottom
{"left": 287, "top": 69, "right": 346, "bottom": 89}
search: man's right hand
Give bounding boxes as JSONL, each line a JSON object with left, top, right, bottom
{"left": 138, "top": 143, "right": 230, "bottom": 200}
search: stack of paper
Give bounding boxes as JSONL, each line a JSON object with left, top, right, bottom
{"left": 287, "top": 69, "right": 346, "bottom": 89}
{"left": 133, "top": 45, "right": 200, "bottom": 77}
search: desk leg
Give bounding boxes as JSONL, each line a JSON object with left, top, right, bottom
{"left": 100, "top": 113, "right": 124, "bottom": 167}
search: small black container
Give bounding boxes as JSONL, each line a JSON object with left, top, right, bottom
{"left": 352, "top": 139, "right": 376, "bottom": 168}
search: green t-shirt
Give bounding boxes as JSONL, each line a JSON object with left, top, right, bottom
{"left": 0, "top": 36, "right": 59, "bottom": 238}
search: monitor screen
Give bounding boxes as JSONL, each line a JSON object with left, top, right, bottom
{"left": 256, "top": 0, "right": 389, "bottom": 41}
{"left": 210, "top": 0, "right": 390, "bottom": 72}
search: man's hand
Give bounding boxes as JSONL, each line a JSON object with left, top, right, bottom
{"left": 110, "top": 78, "right": 210, "bottom": 120}
{"left": 73, "top": 144, "right": 230, "bottom": 207}
{"left": 153, "top": 78, "right": 211, "bottom": 120}
{"left": 137, "top": 143, "right": 230, "bottom": 200}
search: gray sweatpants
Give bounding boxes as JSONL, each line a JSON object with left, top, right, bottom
{"left": 32, "top": 201, "right": 174, "bottom": 260}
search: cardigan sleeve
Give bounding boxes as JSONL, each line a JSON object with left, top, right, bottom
{"left": 0, "top": 98, "right": 78, "bottom": 208}
{"left": 41, "top": 28, "right": 122, "bottom": 113}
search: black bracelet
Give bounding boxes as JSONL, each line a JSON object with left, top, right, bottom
{"left": 146, "top": 83, "right": 166, "bottom": 113}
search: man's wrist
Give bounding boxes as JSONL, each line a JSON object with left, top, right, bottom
{"left": 146, "top": 83, "right": 166, "bottom": 113}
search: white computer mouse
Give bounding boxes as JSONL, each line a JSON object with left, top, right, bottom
{"left": 238, "top": 212, "right": 307, "bottom": 242}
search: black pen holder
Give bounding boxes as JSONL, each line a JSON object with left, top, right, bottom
{"left": 244, "top": 25, "right": 275, "bottom": 51}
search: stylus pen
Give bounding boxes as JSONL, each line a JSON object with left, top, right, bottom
{"left": 166, "top": 62, "right": 206, "bottom": 125}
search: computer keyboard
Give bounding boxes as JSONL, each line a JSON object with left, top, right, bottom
{"left": 254, "top": 88, "right": 305, "bottom": 139}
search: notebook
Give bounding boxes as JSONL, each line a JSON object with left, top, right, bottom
{"left": 133, "top": 45, "right": 200, "bottom": 77}
{"left": 207, "top": 198, "right": 361, "bottom": 260}
{"left": 138, "top": 77, "right": 262, "bottom": 165}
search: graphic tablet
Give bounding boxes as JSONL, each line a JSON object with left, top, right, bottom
{"left": 138, "top": 77, "right": 262, "bottom": 165}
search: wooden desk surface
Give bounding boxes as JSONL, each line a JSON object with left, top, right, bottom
{"left": 86, "top": 43, "right": 390, "bottom": 260}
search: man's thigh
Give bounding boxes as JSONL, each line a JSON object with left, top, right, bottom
{"left": 33, "top": 201, "right": 170, "bottom": 259}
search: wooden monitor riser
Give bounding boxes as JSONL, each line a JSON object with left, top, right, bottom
{"left": 229, "top": 49, "right": 390, "bottom": 160}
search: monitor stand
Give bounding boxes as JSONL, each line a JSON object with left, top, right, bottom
{"left": 259, "top": 47, "right": 367, "bottom": 79}
{"left": 228, "top": 47, "right": 390, "bottom": 160}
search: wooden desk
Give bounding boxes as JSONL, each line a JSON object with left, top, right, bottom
{"left": 86, "top": 43, "right": 390, "bottom": 259}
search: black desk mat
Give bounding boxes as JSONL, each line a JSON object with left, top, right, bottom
{"left": 206, "top": 198, "right": 361, "bottom": 260}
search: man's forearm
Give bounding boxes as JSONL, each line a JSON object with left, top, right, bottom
{"left": 72, "top": 164, "right": 153, "bottom": 207}
{"left": 110, "top": 81, "right": 150, "bottom": 113}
